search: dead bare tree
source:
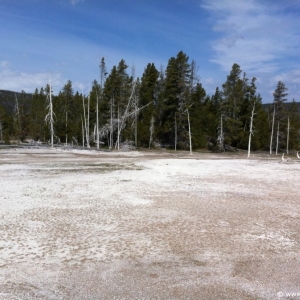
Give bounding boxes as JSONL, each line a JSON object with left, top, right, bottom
{"left": 282, "top": 153, "right": 291, "bottom": 162}
{"left": 82, "top": 93, "right": 90, "bottom": 148}
{"left": 217, "top": 114, "right": 224, "bottom": 152}
{"left": 115, "top": 81, "right": 137, "bottom": 149}
{"left": 45, "top": 84, "right": 54, "bottom": 147}
{"left": 286, "top": 116, "right": 290, "bottom": 155}
{"left": 65, "top": 111, "right": 68, "bottom": 146}
{"left": 0, "top": 120, "right": 3, "bottom": 142}
{"left": 247, "top": 95, "right": 256, "bottom": 158}
{"left": 14, "top": 94, "right": 21, "bottom": 141}
{"left": 184, "top": 103, "right": 193, "bottom": 155}
{"left": 110, "top": 96, "right": 114, "bottom": 150}
{"left": 115, "top": 81, "right": 152, "bottom": 150}
{"left": 175, "top": 113, "right": 177, "bottom": 151}
{"left": 81, "top": 115, "right": 84, "bottom": 147}
{"left": 87, "top": 94, "right": 90, "bottom": 148}
{"left": 149, "top": 116, "right": 155, "bottom": 149}
{"left": 276, "top": 121, "right": 279, "bottom": 155}
{"left": 270, "top": 105, "right": 275, "bottom": 154}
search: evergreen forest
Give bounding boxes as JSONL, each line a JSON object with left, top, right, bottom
{"left": 0, "top": 51, "right": 299, "bottom": 152}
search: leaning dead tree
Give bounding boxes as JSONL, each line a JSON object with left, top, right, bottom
{"left": 115, "top": 81, "right": 153, "bottom": 150}
{"left": 45, "top": 84, "right": 55, "bottom": 147}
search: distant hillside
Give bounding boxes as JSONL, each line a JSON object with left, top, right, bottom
{"left": 0, "top": 90, "right": 32, "bottom": 114}
{"left": 1, "top": 88, "right": 299, "bottom": 115}
{"left": 262, "top": 102, "right": 300, "bottom": 113}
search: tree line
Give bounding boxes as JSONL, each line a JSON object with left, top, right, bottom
{"left": 0, "top": 51, "right": 299, "bottom": 152}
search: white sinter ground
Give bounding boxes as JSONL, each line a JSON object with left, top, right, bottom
{"left": 0, "top": 147, "right": 299, "bottom": 300}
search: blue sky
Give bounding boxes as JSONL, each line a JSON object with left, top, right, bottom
{"left": 0, "top": 0, "right": 300, "bottom": 103}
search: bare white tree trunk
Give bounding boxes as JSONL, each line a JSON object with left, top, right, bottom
{"left": 14, "top": 95, "right": 21, "bottom": 137}
{"left": 115, "top": 81, "right": 136, "bottom": 149}
{"left": 149, "top": 116, "right": 154, "bottom": 149}
{"left": 247, "top": 101, "right": 256, "bottom": 158}
{"left": 65, "top": 111, "right": 68, "bottom": 146}
{"left": 82, "top": 94, "right": 90, "bottom": 148}
{"left": 87, "top": 95, "right": 90, "bottom": 148}
{"left": 49, "top": 90, "right": 54, "bottom": 147}
{"left": 99, "top": 57, "right": 106, "bottom": 149}
{"left": 96, "top": 92, "right": 99, "bottom": 149}
{"left": 45, "top": 84, "right": 54, "bottom": 148}
{"left": 81, "top": 115, "right": 84, "bottom": 147}
{"left": 186, "top": 109, "right": 192, "bottom": 155}
{"left": 0, "top": 120, "right": 3, "bottom": 142}
{"left": 276, "top": 121, "right": 279, "bottom": 155}
{"left": 135, "top": 98, "right": 138, "bottom": 147}
{"left": 217, "top": 114, "right": 224, "bottom": 152}
{"left": 110, "top": 96, "right": 114, "bottom": 150}
{"left": 286, "top": 116, "right": 290, "bottom": 155}
{"left": 175, "top": 114, "right": 177, "bottom": 151}
{"left": 117, "top": 104, "right": 120, "bottom": 150}
{"left": 270, "top": 105, "right": 275, "bottom": 154}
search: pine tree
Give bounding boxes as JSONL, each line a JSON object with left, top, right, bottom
{"left": 0, "top": 104, "right": 13, "bottom": 144}
{"left": 270, "top": 81, "right": 288, "bottom": 153}
{"left": 13, "top": 91, "right": 30, "bottom": 142}
{"left": 162, "top": 51, "right": 192, "bottom": 149}
{"left": 61, "top": 80, "right": 74, "bottom": 145}
{"left": 29, "top": 88, "right": 47, "bottom": 142}
{"left": 189, "top": 83, "right": 208, "bottom": 149}
{"left": 221, "top": 64, "right": 244, "bottom": 148}
{"left": 138, "top": 63, "right": 159, "bottom": 147}
{"left": 287, "top": 99, "right": 300, "bottom": 151}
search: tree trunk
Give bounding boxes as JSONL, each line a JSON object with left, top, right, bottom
{"left": 276, "top": 121, "right": 279, "bottom": 155}
{"left": 287, "top": 116, "right": 290, "bottom": 155}
{"left": 247, "top": 101, "right": 255, "bottom": 158}
{"left": 187, "top": 109, "right": 192, "bottom": 155}
{"left": 270, "top": 105, "right": 275, "bottom": 154}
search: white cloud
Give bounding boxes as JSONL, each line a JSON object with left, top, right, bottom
{"left": 261, "top": 69, "right": 300, "bottom": 101}
{"left": 201, "top": 0, "right": 299, "bottom": 71}
{"left": 201, "top": 0, "right": 260, "bottom": 14}
{"left": 201, "top": 0, "right": 300, "bottom": 102}
{"left": 0, "top": 64, "right": 63, "bottom": 94}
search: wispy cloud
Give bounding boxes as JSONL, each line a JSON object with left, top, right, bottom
{"left": 0, "top": 62, "right": 62, "bottom": 93}
{"left": 201, "top": 0, "right": 300, "bottom": 101}
{"left": 201, "top": 0, "right": 299, "bottom": 72}
{"left": 70, "top": 0, "right": 84, "bottom": 5}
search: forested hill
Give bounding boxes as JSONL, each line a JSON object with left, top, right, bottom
{"left": 262, "top": 102, "right": 300, "bottom": 113}
{"left": 1, "top": 88, "right": 299, "bottom": 115}
{"left": 0, "top": 90, "right": 32, "bottom": 114}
